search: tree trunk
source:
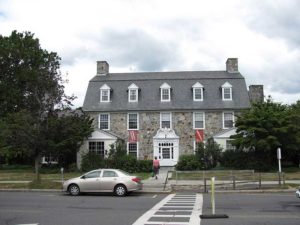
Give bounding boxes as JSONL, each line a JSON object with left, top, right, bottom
{"left": 35, "top": 154, "right": 41, "bottom": 181}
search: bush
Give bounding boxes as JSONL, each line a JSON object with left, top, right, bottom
{"left": 176, "top": 155, "right": 201, "bottom": 170}
{"left": 81, "top": 152, "right": 105, "bottom": 172}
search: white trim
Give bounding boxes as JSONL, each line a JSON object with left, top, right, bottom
{"left": 128, "top": 83, "right": 139, "bottom": 102}
{"left": 160, "top": 82, "right": 171, "bottom": 102}
{"left": 98, "top": 113, "right": 110, "bottom": 130}
{"left": 222, "top": 82, "right": 232, "bottom": 101}
{"left": 222, "top": 111, "right": 234, "bottom": 129}
{"left": 160, "top": 112, "right": 172, "bottom": 129}
{"left": 127, "top": 142, "right": 139, "bottom": 158}
{"left": 192, "top": 82, "right": 204, "bottom": 101}
{"left": 193, "top": 112, "right": 205, "bottom": 129}
{"left": 127, "top": 113, "right": 139, "bottom": 130}
{"left": 100, "top": 84, "right": 111, "bottom": 102}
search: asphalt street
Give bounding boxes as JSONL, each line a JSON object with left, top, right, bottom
{"left": 0, "top": 191, "right": 300, "bottom": 225}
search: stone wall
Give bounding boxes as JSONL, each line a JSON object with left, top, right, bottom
{"left": 87, "top": 111, "right": 228, "bottom": 159}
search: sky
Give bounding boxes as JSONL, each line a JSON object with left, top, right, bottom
{"left": 0, "top": 0, "right": 300, "bottom": 107}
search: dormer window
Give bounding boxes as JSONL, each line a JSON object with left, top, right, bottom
{"left": 160, "top": 83, "right": 171, "bottom": 102}
{"left": 222, "top": 82, "right": 232, "bottom": 101}
{"left": 128, "top": 83, "right": 139, "bottom": 102}
{"left": 192, "top": 82, "right": 204, "bottom": 101}
{"left": 100, "top": 84, "right": 111, "bottom": 102}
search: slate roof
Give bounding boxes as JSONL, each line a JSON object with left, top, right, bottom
{"left": 83, "top": 70, "right": 251, "bottom": 112}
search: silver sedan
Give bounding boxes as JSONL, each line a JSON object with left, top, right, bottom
{"left": 63, "top": 169, "right": 143, "bottom": 196}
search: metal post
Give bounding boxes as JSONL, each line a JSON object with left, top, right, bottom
{"left": 278, "top": 172, "right": 282, "bottom": 186}
{"left": 232, "top": 176, "right": 236, "bottom": 190}
{"left": 259, "top": 173, "right": 261, "bottom": 189}
{"left": 204, "top": 178, "right": 207, "bottom": 193}
{"left": 60, "top": 167, "right": 64, "bottom": 190}
{"left": 211, "top": 177, "right": 215, "bottom": 215}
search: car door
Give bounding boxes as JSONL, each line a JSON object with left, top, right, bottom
{"left": 79, "top": 170, "right": 102, "bottom": 192}
{"left": 100, "top": 170, "right": 119, "bottom": 191}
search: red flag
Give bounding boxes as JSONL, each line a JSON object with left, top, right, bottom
{"left": 195, "top": 130, "right": 204, "bottom": 143}
{"left": 128, "top": 130, "right": 138, "bottom": 143}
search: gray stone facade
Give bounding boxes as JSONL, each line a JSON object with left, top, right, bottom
{"left": 87, "top": 110, "right": 232, "bottom": 159}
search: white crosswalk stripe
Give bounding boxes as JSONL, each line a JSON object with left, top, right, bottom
{"left": 132, "top": 193, "right": 203, "bottom": 225}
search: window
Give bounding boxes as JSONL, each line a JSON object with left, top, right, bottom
{"left": 222, "top": 82, "right": 232, "bottom": 100}
{"left": 160, "top": 83, "right": 171, "bottom": 102}
{"left": 99, "top": 113, "right": 110, "bottom": 130}
{"left": 127, "top": 142, "right": 138, "bottom": 158}
{"left": 100, "top": 84, "right": 111, "bottom": 102}
{"left": 193, "top": 112, "right": 205, "bottom": 129}
{"left": 89, "top": 141, "right": 105, "bottom": 157}
{"left": 226, "top": 140, "right": 236, "bottom": 150}
{"left": 128, "top": 113, "right": 139, "bottom": 130}
{"left": 160, "top": 112, "right": 171, "bottom": 129}
{"left": 223, "top": 112, "right": 234, "bottom": 129}
{"left": 128, "top": 83, "right": 139, "bottom": 102}
{"left": 84, "top": 171, "right": 101, "bottom": 179}
{"left": 192, "top": 82, "right": 204, "bottom": 101}
{"left": 103, "top": 170, "right": 118, "bottom": 177}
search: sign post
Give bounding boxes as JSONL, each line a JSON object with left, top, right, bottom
{"left": 277, "top": 148, "right": 282, "bottom": 185}
{"left": 211, "top": 177, "right": 215, "bottom": 215}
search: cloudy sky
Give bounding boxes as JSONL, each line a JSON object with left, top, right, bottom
{"left": 1, "top": 0, "right": 300, "bottom": 107}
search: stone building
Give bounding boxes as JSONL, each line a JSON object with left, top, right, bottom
{"left": 77, "top": 58, "right": 263, "bottom": 168}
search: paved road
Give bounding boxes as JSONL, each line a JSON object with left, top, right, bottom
{"left": 1, "top": 191, "right": 300, "bottom": 225}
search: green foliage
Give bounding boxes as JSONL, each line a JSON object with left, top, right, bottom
{"left": 195, "top": 138, "right": 222, "bottom": 169}
{"left": 81, "top": 152, "right": 105, "bottom": 172}
{"left": 231, "top": 97, "right": 300, "bottom": 168}
{"left": 176, "top": 155, "right": 201, "bottom": 170}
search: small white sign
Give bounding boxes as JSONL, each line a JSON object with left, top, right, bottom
{"left": 277, "top": 148, "right": 281, "bottom": 159}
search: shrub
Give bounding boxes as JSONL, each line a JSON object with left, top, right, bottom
{"left": 176, "top": 155, "right": 201, "bottom": 171}
{"left": 81, "top": 152, "right": 105, "bottom": 172}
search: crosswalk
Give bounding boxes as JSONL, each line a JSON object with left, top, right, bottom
{"left": 132, "top": 193, "right": 203, "bottom": 225}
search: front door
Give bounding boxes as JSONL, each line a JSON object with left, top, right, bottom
{"left": 155, "top": 142, "right": 178, "bottom": 166}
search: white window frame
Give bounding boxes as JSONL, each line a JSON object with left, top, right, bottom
{"left": 98, "top": 113, "right": 110, "bottom": 130}
{"left": 127, "top": 113, "right": 139, "bottom": 130}
{"left": 100, "top": 84, "right": 111, "bottom": 102}
{"left": 223, "top": 111, "right": 234, "bottom": 129}
{"left": 222, "top": 82, "right": 232, "bottom": 101}
{"left": 193, "top": 112, "right": 205, "bottom": 129}
{"left": 160, "top": 112, "right": 172, "bottom": 129}
{"left": 128, "top": 83, "right": 139, "bottom": 102}
{"left": 192, "top": 82, "right": 204, "bottom": 101}
{"left": 160, "top": 83, "right": 171, "bottom": 102}
{"left": 127, "top": 142, "right": 139, "bottom": 158}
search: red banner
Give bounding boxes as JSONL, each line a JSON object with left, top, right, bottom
{"left": 128, "top": 130, "right": 138, "bottom": 143}
{"left": 195, "top": 129, "right": 204, "bottom": 143}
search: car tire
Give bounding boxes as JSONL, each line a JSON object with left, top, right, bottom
{"left": 114, "top": 184, "right": 127, "bottom": 197}
{"left": 69, "top": 184, "right": 80, "bottom": 196}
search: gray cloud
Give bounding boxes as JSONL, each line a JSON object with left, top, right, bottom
{"left": 245, "top": 0, "right": 300, "bottom": 48}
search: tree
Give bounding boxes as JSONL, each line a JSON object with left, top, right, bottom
{"left": 0, "top": 31, "right": 92, "bottom": 179}
{"left": 231, "top": 97, "right": 300, "bottom": 169}
{"left": 195, "top": 137, "right": 222, "bottom": 169}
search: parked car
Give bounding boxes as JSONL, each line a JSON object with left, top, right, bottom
{"left": 296, "top": 188, "right": 300, "bottom": 198}
{"left": 63, "top": 169, "right": 142, "bottom": 196}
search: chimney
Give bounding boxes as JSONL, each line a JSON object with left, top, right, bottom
{"left": 97, "top": 61, "right": 109, "bottom": 76}
{"left": 249, "top": 85, "right": 264, "bottom": 103}
{"left": 226, "top": 58, "right": 238, "bottom": 73}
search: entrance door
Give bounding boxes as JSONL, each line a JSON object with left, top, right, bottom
{"left": 157, "top": 142, "right": 176, "bottom": 166}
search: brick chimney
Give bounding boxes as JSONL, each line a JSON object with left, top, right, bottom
{"left": 97, "top": 61, "right": 109, "bottom": 76}
{"left": 226, "top": 58, "right": 238, "bottom": 73}
{"left": 249, "top": 85, "right": 264, "bottom": 103}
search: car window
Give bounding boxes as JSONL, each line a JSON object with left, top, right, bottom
{"left": 102, "top": 170, "right": 118, "bottom": 177}
{"left": 84, "top": 171, "right": 101, "bottom": 179}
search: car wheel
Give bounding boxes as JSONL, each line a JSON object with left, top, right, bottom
{"left": 114, "top": 184, "right": 127, "bottom": 197}
{"left": 69, "top": 184, "right": 80, "bottom": 196}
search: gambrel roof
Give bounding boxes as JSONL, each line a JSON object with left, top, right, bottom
{"left": 83, "top": 70, "right": 250, "bottom": 112}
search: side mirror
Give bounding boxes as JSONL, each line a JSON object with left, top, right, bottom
{"left": 81, "top": 175, "right": 86, "bottom": 179}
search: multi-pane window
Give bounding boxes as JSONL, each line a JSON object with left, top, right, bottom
{"left": 226, "top": 140, "right": 236, "bottom": 150}
{"left": 160, "top": 83, "right": 171, "bottom": 102}
{"left": 128, "top": 143, "right": 138, "bottom": 158}
{"left": 161, "top": 112, "right": 171, "bottom": 129}
{"left": 193, "top": 112, "right": 205, "bottom": 129}
{"left": 222, "top": 82, "right": 232, "bottom": 101}
{"left": 223, "top": 112, "right": 234, "bottom": 129}
{"left": 100, "top": 84, "right": 111, "bottom": 102}
{"left": 128, "top": 113, "right": 138, "bottom": 130}
{"left": 223, "top": 88, "right": 232, "bottom": 100}
{"left": 99, "top": 113, "right": 109, "bottom": 130}
{"left": 89, "top": 141, "right": 105, "bottom": 158}
{"left": 129, "top": 89, "right": 137, "bottom": 102}
{"left": 192, "top": 82, "right": 204, "bottom": 101}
